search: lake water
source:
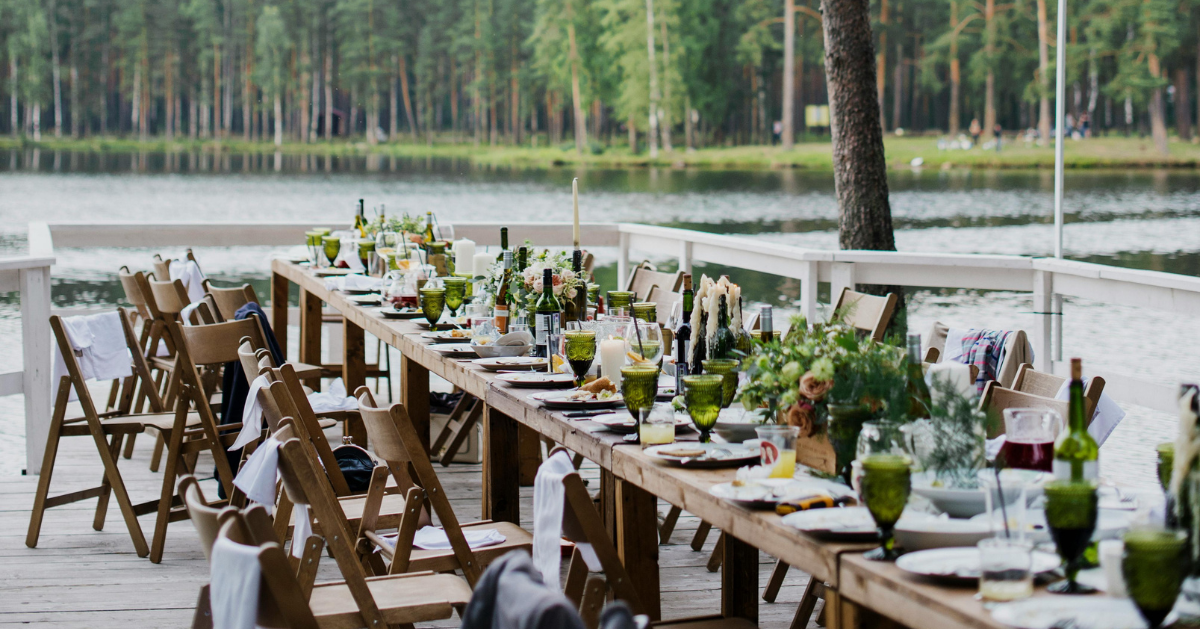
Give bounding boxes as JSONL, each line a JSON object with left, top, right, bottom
{"left": 1, "top": 148, "right": 1197, "bottom": 487}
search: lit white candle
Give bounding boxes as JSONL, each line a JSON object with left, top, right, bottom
{"left": 473, "top": 252, "right": 495, "bottom": 278}
{"left": 600, "top": 336, "right": 626, "bottom": 387}
{"left": 572, "top": 177, "right": 581, "bottom": 249}
{"left": 452, "top": 239, "right": 476, "bottom": 273}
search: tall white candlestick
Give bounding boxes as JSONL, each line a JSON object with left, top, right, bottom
{"left": 473, "top": 252, "right": 495, "bottom": 278}
{"left": 600, "top": 337, "right": 626, "bottom": 387}
{"left": 572, "top": 178, "right": 581, "bottom": 249}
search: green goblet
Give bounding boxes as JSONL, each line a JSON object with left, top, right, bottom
{"left": 1044, "top": 480, "right": 1099, "bottom": 594}
{"left": 621, "top": 364, "right": 660, "bottom": 423}
{"left": 632, "top": 302, "right": 657, "bottom": 323}
{"left": 419, "top": 287, "right": 446, "bottom": 326}
{"left": 682, "top": 374, "right": 724, "bottom": 443}
{"left": 701, "top": 358, "right": 740, "bottom": 408}
{"left": 861, "top": 454, "right": 911, "bottom": 561}
{"left": 323, "top": 236, "right": 341, "bottom": 268}
{"left": 443, "top": 276, "right": 467, "bottom": 318}
{"left": 565, "top": 330, "right": 597, "bottom": 387}
{"left": 1123, "top": 528, "right": 1187, "bottom": 629}
{"left": 607, "top": 291, "right": 636, "bottom": 315}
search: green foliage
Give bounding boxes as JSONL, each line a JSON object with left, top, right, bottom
{"left": 918, "top": 377, "right": 988, "bottom": 488}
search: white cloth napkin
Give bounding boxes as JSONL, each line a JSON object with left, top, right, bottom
{"left": 324, "top": 274, "right": 381, "bottom": 293}
{"left": 532, "top": 450, "right": 575, "bottom": 590}
{"left": 230, "top": 375, "right": 270, "bottom": 451}
{"left": 308, "top": 377, "right": 358, "bottom": 413}
{"left": 1055, "top": 379, "right": 1126, "bottom": 446}
{"left": 925, "top": 362, "right": 975, "bottom": 401}
{"left": 942, "top": 328, "right": 970, "bottom": 363}
{"left": 52, "top": 312, "right": 134, "bottom": 401}
{"left": 180, "top": 301, "right": 203, "bottom": 325}
{"left": 233, "top": 436, "right": 280, "bottom": 511}
{"left": 210, "top": 536, "right": 261, "bottom": 629}
{"left": 291, "top": 503, "right": 312, "bottom": 559}
{"left": 169, "top": 259, "right": 207, "bottom": 303}
{"left": 407, "top": 526, "right": 506, "bottom": 550}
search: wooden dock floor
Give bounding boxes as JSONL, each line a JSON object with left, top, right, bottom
{"left": 0, "top": 419, "right": 822, "bottom": 628}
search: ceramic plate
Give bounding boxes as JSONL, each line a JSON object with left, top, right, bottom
{"left": 421, "top": 330, "right": 472, "bottom": 343}
{"left": 781, "top": 506, "right": 879, "bottom": 541}
{"left": 414, "top": 318, "right": 468, "bottom": 330}
{"left": 378, "top": 307, "right": 423, "bottom": 319}
{"left": 313, "top": 268, "right": 352, "bottom": 277}
{"left": 991, "top": 596, "right": 1147, "bottom": 629}
{"left": 894, "top": 515, "right": 994, "bottom": 551}
{"left": 530, "top": 390, "right": 624, "bottom": 411}
{"left": 346, "top": 293, "right": 382, "bottom": 305}
{"left": 710, "top": 478, "right": 855, "bottom": 509}
{"left": 428, "top": 344, "right": 478, "bottom": 358}
{"left": 494, "top": 372, "right": 577, "bottom": 388}
{"left": 588, "top": 412, "right": 692, "bottom": 435}
{"left": 895, "top": 547, "right": 1061, "bottom": 583}
{"left": 343, "top": 288, "right": 378, "bottom": 296}
{"left": 473, "top": 356, "right": 548, "bottom": 372}
{"left": 970, "top": 508, "right": 1133, "bottom": 544}
{"left": 643, "top": 443, "right": 761, "bottom": 469}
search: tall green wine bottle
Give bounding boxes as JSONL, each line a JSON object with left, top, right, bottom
{"left": 710, "top": 295, "right": 737, "bottom": 360}
{"left": 532, "top": 268, "right": 561, "bottom": 359}
{"left": 906, "top": 333, "right": 932, "bottom": 420}
{"left": 675, "top": 274, "right": 693, "bottom": 394}
{"left": 563, "top": 250, "right": 586, "bottom": 322}
{"left": 1053, "top": 358, "right": 1099, "bottom": 481}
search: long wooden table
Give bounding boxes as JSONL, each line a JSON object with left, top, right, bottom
{"left": 269, "top": 259, "right": 1058, "bottom": 629}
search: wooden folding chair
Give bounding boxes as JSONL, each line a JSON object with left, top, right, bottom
{"left": 625, "top": 262, "right": 684, "bottom": 301}
{"left": 1011, "top": 363, "right": 1105, "bottom": 418}
{"left": 205, "top": 282, "right": 261, "bottom": 321}
{"left": 430, "top": 392, "right": 485, "bottom": 466}
{"left": 354, "top": 387, "right": 533, "bottom": 582}
{"left": 194, "top": 499, "right": 471, "bottom": 629}
{"left": 26, "top": 309, "right": 206, "bottom": 559}
{"left": 545, "top": 449, "right": 754, "bottom": 629}
{"left": 832, "top": 287, "right": 897, "bottom": 342}
{"left": 646, "top": 286, "right": 682, "bottom": 324}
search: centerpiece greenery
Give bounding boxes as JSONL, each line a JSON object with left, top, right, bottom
{"left": 476, "top": 242, "right": 585, "bottom": 312}
{"left": 367, "top": 213, "right": 424, "bottom": 239}
{"left": 915, "top": 377, "right": 988, "bottom": 488}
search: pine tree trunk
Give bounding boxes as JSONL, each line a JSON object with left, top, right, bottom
{"left": 275, "top": 93, "right": 283, "bottom": 146}
{"left": 628, "top": 114, "right": 637, "bottom": 152}
{"left": 876, "top": 0, "right": 887, "bottom": 129}
{"left": 948, "top": 0, "right": 960, "bottom": 135}
{"left": 131, "top": 63, "right": 141, "bottom": 138}
{"left": 324, "top": 38, "right": 334, "bottom": 138}
{"left": 645, "top": 0, "right": 659, "bottom": 158}
{"left": 983, "top": 0, "right": 996, "bottom": 134}
{"left": 567, "top": 23, "right": 587, "bottom": 153}
{"left": 659, "top": 19, "right": 673, "bottom": 152}
{"left": 32, "top": 102, "right": 41, "bottom": 141}
{"left": 782, "top": 0, "right": 795, "bottom": 150}
{"left": 399, "top": 55, "right": 417, "bottom": 139}
{"left": 300, "top": 48, "right": 311, "bottom": 143}
{"left": 100, "top": 41, "right": 108, "bottom": 134}
{"left": 1036, "top": 0, "right": 1051, "bottom": 144}
{"left": 1148, "top": 54, "right": 1168, "bottom": 155}
{"left": 164, "top": 53, "right": 174, "bottom": 140}
{"left": 70, "top": 56, "right": 79, "bottom": 138}
{"left": 390, "top": 58, "right": 399, "bottom": 141}
{"left": 213, "top": 44, "right": 221, "bottom": 139}
{"left": 1175, "top": 67, "right": 1191, "bottom": 141}
{"left": 451, "top": 58, "right": 460, "bottom": 136}
{"left": 892, "top": 43, "right": 902, "bottom": 130}
{"left": 49, "top": 0, "right": 62, "bottom": 138}
{"left": 10, "top": 56, "right": 18, "bottom": 138}
{"left": 474, "top": 12, "right": 483, "bottom": 146}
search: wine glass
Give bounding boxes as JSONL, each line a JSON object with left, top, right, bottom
{"left": 305, "top": 230, "right": 323, "bottom": 266}
{"left": 443, "top": 276, "right": 467, "bottom": 318}
{"left": 1044, "top": 480, "right": 1099, "bottom": 594}
{"left": 564, "top": 329, "right": 597, "bottom": 387}
{"left": 682, "top": 374, "right": 724, "bottom": 443}
{"left": 1123, "top": 528, "right": 1187, "bottom": 628}
{"left": 701, "top": 358, "right": 739, "bottom": 408}
{"left": 323, "top": 236, "right": 341, "bottom": 268}
{"left": 419, "top": 287, "right": 446, "bottom": 326}
{"left": 861, "top": 453, "right": 911, "bottom": 561}
{"left": 624, "top": 319, "right": 663, "bottom": 366}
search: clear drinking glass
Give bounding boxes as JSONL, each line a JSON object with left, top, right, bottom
{"left": 640, "top": 403, "right": 676, "bottom": 446}
{"left": 980, "top": 469, "right": 1028, "bottom": 541}
{"left": 624, "top": 319, "right": 663, "bottom": 366}
{"left": 756, "top": 425, "right": 799, "bottom": 479}
{"left": 977, "top": 538, "right": 1034, "bottom": 602}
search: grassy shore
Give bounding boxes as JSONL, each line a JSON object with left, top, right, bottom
{"left": 2, "top": 133, "right": 1199, "bottom": 170}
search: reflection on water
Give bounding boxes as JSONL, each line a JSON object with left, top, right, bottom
{"left": 1, "top": 150, "right": 1198, "bottom": 484}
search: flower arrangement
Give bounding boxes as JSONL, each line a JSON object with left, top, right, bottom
{"left": 476, "top": 242, "right": 586, "bottom": 310}
{"left": 738, "top": 314, "right": 908, "bottom": 435}
{"left": 367, "top": 213, "right": 424, "bottom": 240}
{"left": 913, "top": 376, "right": 988, "bottom": 488}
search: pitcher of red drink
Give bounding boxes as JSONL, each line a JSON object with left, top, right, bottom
{"left": 1000, "top": 408, "right": 1063, "bottom": 472}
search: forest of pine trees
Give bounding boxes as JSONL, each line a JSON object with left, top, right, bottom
{"left": 1, "top": 0, "right": 1198, "bottom": 150}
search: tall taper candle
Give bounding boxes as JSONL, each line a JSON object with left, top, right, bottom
{"left": 572, "top": 177, "right": 581, "bottom": 249}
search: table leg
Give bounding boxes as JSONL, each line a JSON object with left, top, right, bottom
{"left": 298, "top": 289, "right": 322, "bottom": 390}
{"left": 615, "top": 479, "right": 661, "bottom": 621}
{"left": 342, "top": 319, "right": 368, "bottom": 445}
{"left": 482, "top": 406, "right": 520, "bottom": 525}
{"left": 721, "top": 533, "right": 759, "bottom": 623}
{"left": 270, "top": 271, "right": 289, "bottom": 361}
{"left": 517, "top": 424, "right": 541, "bottom": 486}
{"left": 400, "top": 354, "right": 430, "bottom": 453}
{"left": 822, "top": 586, "right": 861, "bottom": 629}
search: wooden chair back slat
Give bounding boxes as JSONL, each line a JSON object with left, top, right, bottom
{"left": 268, "top": 363, "right": 353, "bottom": 496}
{"left": 151, "top": 255, "right": 171, "bottom": 282}
{"left": 118, "top": 267, "right": 152, "bottom": 323}
{"left": 1011, "top": 363, "right": 1106, "bottom": 419}
{"left": 147, "top": 278, "right": 191, "bottom": 315}
{"left": 624, "top": 263, "right": 683, "bottom": 301}
{"left": 646, "top": 286, "right": 682, "bottom": 323}
{"left": 211, "top": 514, "right": 318, "bottom": 629}
{"left": 180, "top": 476, "right": 234, "bottom": 561}
{"left": 833, "top": 287, "right": 897, "bottom": 342}
{"left": 174, "top": 317, "right": 265, "bottom": 367}
{"left": 209, "top": 283, "right": 260, "bottom": 322}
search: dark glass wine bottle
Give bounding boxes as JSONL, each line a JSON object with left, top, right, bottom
{"left": 564, "top": 250, "right": 586, "bottom": 322}
{"left": 424, "top": 211, "right": 435, "bottom": 246}
{"left": 500, "top": 227, "right": 509, "bottom": 252}
{"left": 734, "top": 296, "right": 753, "bottom": 355}
{"left": 710, "top": 295, "right": 737, "bottom": 360}
{"left": 675, "top": 274, "right": 693, "bottom": 395}
{"left": 533, "top": 268, "right": 561, "bottom": 359}
{"left": 759, "top": 305, "right": 773, "bottom": 342}
{"left": 1054, "top": 358, "right": 1099, "bottom": 481}
{"left": 906, "top": 333, "right": 932, "bottom": 420}
{"left": 517, "top": 246, "right": 528, "bottom": 272}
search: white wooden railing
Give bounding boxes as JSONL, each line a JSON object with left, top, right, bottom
{"left": 1, "top": 223, "right": 54, "bottom": 473}
{"left": 14, "top": 220, "right": 1200, "bottom": 472}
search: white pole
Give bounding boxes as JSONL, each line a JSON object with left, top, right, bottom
{"left": 1053, "top": 0, "right": 1067, "bottom": 258}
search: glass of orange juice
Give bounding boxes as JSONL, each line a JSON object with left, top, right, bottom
{"left": 756, "top": 425, "right": 799, "bottom": 479}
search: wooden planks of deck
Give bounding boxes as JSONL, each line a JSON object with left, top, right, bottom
{"left": 1, "top": 418, "right": 822, "bottom": 628}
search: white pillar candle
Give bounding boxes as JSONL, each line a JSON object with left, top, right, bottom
{"left": 452, "top": 239, "right": 476, "bottom": 272}
{"left": 473, "top": 252, "right": 495, "bottom": 278}
{"left": 600, "top": 337, "right": 626, "bottom": 387}
{"left": 572, "top": 178, "right": 581, "bottom": 248}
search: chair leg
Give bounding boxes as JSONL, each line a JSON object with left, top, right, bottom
{"left": 579, "top": 575, "right": 607, "bottom": 629}
{"left": 691, "top": 521, "right": 712, "bottom": 551}
{"left": 431, "top": 393, "right": 472, "bottom": 455}
{"left": 791, "top": 579, "right": 824, "bottom": 629}
{"left": 440, "top": 399, "right": 483, "bottom": 466}
{"left": 122, "top": 433, "right": 138, "bottom": 459}
{"left": 192, "top": 584, "right": 213, "bottom": 629}
{"left": 660, "top": 506, "right": 682, "bottom": 544}
{"left": 150, "top": 427, "right": 186, "bottom": 563}
{"left": 92, "top": 434, "right": 124, "bottom": 531}
{"left": 26, "top": 385, "right": 68, "bottom": 548}
{"left": 148, "top": 431, "right": 166, "bottom": 473}
{"left": 764, "top": 559, "right": 790, "bottom": 603}
{"left": 706, "top": 532, "right": 725, "bottom": 572}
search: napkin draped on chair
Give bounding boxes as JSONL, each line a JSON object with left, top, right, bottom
{"left": 51, "top": 311, "right": 134, "bottom": 402}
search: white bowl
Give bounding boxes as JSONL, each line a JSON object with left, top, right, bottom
{"left": 471, "top": 343, "right": 532, "bottom": 358}
{"left": 894, "top": 513, "right": 993, "bottom": 551}
{"left": 910, "top": 469, "right": 1050, "bottom": 518}
{"left": 712, "top": 408, "right": 770, "bottom": 443}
